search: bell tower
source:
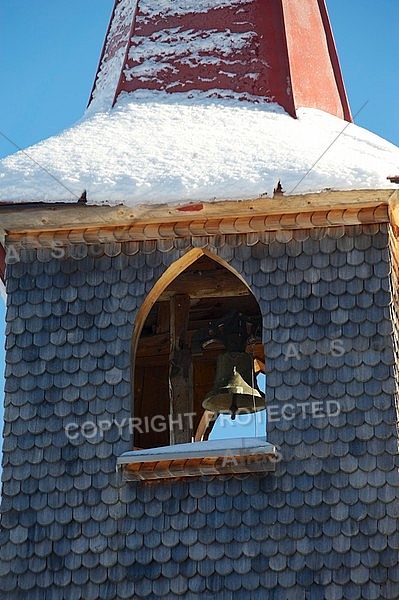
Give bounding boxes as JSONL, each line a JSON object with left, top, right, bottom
{"left": 1, "top": 1, "right": 398, "bottom": 598}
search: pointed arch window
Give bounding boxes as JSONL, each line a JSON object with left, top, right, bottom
{"left": 117, "top": 249, "right": 276, "bottom": 481}
{"left": 131, "top": 249, "right": 266, "bottom": 450}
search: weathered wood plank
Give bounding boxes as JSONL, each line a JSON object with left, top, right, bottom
{"left": 1, "top": 189, "right": 395, "bottom": 246}
{"left": 169, "top": 294, "right": 193, "bottom": 445}
{"left": 159, "top": 269, "right": 251, "bottom": 300}
{"left": 155, "top": 302, "right": 170, "bottom": 334}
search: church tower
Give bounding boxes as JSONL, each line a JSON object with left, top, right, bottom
{"left": 0, "top": 1, "right": 398, "bottom": 598}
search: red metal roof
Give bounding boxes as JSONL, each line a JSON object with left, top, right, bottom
{"left": 89, "top": 0, "right": 352, "bottom": 121}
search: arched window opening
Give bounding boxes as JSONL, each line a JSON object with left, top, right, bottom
{"left": 133, "top": 251, "right": 265, "bottom": 449}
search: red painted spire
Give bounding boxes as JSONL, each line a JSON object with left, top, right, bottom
{"left": 89, "top": 0, "right": 352, "bottom": 122}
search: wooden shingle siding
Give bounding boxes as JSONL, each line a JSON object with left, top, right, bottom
{"left": 0, "top": 224, "right": 399, "bottom": 598}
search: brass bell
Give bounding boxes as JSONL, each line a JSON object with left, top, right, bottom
{"left": 202, "top": 351, "right": 265, "bottom": 419}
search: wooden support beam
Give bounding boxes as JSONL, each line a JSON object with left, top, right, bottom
{"left": 0, "top": 243, "right": 6, "bottom": 284}
{"left": 155, "top": 302, "right": 170, "bottom": 334}
{"left": 169, "top": 294, "right": 193, "bottom": 445}
{"left": 0, "top": 189, "right": 394, "bottom": 235}
{"left": 135, "top": 333, "right": 171, "bottom": 359}
{"left": 194, "top": 410, "right": 216, "bottom": 442}
{"left": 136, "top": 331, "right": 265, "bottom": 362}
{"left": 159, "top": 269, "right": 251, "bottom": 300}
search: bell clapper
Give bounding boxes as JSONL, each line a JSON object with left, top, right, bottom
{"left": 229, "top": 374, "right": 243, "bottom": 420}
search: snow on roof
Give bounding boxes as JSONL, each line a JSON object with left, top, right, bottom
{"left": 117, "top": 436, "right": 274, "bottom": 465}
{"left": 89, "top": 0, "right": 136, "bottom": 112}
{"left": 0, "top": 280, "right": 6, "bottom": 301}
{"left": 0, "top": 90, "right": 398, "bottom": 206}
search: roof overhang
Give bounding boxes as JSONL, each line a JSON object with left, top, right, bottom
{"left": 0, "top": 189, "right": 396, "bottom": 243}
{"left": 0, "top": 189, "right": 397, "bottom": 284}
{"left": 0, "top": 244, "right": 6, "bottom": 284}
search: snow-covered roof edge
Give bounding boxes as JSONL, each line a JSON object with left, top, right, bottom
{"left": 0, "top": 280, "right": 6, "bottom": 303}
{"left": 117, "top": 437, "right": 274, "bottom": 465}
{"left": 0, "top": 91, "right": 398, "bottom": 206}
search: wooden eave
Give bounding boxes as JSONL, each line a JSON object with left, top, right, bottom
{"left": 0, "top": 189, "right": 397, "bottom": 248}
{"left": 120, "top": 454, "right": 277, "bottom": 481}
{"left": 117, "top": 439, "right": 277, "bottom": 481}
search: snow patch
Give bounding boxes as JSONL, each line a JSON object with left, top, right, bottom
{"left": 117, "top": 436, "right": 273, "bottom": 464}
{"left": 90, "top": 0, "right": 137, "bottom": 111}
{"left": 126, "top": 27, "right": 257, "bottom": 80}
{"left": 0, "top": 280, "right": 6, "bottom": 303}
{"left": 139, "top": 0, "right": 253, "bottom": 18}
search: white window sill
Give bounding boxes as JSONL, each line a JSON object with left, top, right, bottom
{"left": 117, "top": 437, "right": 277, "bottom": 481}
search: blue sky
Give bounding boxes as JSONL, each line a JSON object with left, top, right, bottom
{"left": 0, "top": 1, "right": 398, "bottom": 444}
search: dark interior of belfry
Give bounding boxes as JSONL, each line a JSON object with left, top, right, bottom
{"left": 134, "top": 253, "right": 266, "bottom": 448}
